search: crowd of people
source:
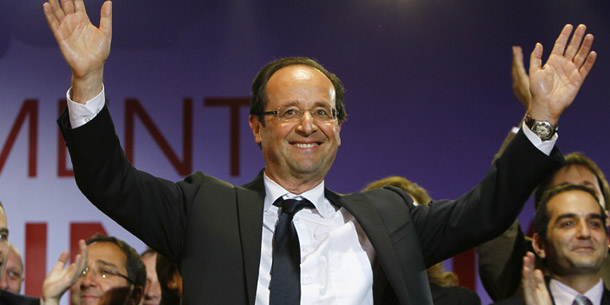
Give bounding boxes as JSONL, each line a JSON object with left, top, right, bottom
{"left": 0, "top": 0, "right": 602, "bottom": 304}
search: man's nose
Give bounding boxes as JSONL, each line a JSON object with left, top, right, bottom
{"left": 296, "top": 111, "right": 317, "bottom": 135}
{"left": 576, "top": 222, "right": 592, "bottom": 238}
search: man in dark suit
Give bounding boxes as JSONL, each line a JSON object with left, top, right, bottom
{"left": 42, "top": 0, "right": 597, "bottom": 304}
{"left": 496, "top": 184, "right": 610, "bottom": 305}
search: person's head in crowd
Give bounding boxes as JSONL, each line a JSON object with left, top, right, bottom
{"left": 140, "top": 248, "right": 161, "bottom": 305}
{"left": 363, "top": 176, "right": 432, "bottom": 206}
{"left": 533, "top": 184, "right": 608, "bottom": 293}
{"left": 70, "top": 234, "right": 146, "bottom": 305}
{"left": 155, "top": 253, "right": 181, "bottom": 305}
{"left": 363, "top": 176, "right": 458, "bottom": 287}
{"left": 534, "top": 152, "right": 609, "bottom": 210}
{"left": 0, "top": 245, "right": 23, "bottom": 294}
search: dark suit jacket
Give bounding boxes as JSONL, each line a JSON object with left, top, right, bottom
{"left": 430, "top": 284, "right": 481, "bottom": 305}
{"left": 58, "top": 106, "right": 563, "bottom": 305}
{"left": 0, "top": 291, "right": 39, "bottom": 305}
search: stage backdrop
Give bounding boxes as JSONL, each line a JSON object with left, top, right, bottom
{"left": 1, "top": 1, "right": 609, "bottom": 304}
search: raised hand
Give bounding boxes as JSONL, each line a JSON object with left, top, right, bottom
{"left": 528, "top": 24, "right": 597, "bottom": 126}
{"left": 41, "top": 240, "right": 88, "bottom": 305}
{"left": 43, "top": 0, "right": 112, "bottom": 103}
{"left": 511, "top": 46, "right": 531, "bottom": 109}
{"left": 522, "top": 252, "right": 552, "bottom": 305}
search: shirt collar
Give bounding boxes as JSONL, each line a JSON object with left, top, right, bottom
{"left": 263, "top": 173, "right": 335, "bottom": 218}
{"left": 549, "top": 278, "right": 604, "bottom": 305}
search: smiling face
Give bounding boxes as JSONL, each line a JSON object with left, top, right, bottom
{"left": 249, "top": 64, "right": 341, "bottom": 192}
{"left": 534, "top": 189, "right": 609, "bottom": 277}
{"left": 71, "top": 242, "right": 130, "bottom": 305}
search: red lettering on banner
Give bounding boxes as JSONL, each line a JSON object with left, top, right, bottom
{"left": 25, "top": 223, "right": 47, "bottom": 297}
{"left": 0, "top": 100, "right": 38, "bottom": 177}
{"left": 204, "top": 98, "right": 250, "bottom": 176}
{"left": 452, "top": 248, "right": 475, "bottom": 290}
{"left": 125, "top": 98, "right": 193, "bottom": 176}
{"left": 70, "top": 223, "right": 108, "bottom": 262}
{"left": 57, "top": 99, "right": 74, "bottom": 177}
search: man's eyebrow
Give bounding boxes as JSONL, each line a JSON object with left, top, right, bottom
{"left": 95, "top": 260, "right": 121, "bottom": 269}
{"left": 555, "top": 214, "right": 577, "bottom": 222}
{"left": 0, "top": 228, "right": 9, "bottom": 235}
{"left": 555, "top": 213, "right": 604, "bottom": 222}
{"left": 588, "top": 213, "right": 604, "bottom": 221}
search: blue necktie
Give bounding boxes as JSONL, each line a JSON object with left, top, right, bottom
{"left": 269, "top": 198, "right": 311, "bottom": 305}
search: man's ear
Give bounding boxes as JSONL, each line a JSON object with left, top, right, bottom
{"left": 249, "top": 115, "right": 262, "bottom": 144}
{"left": 532, "top": 233, "right": 546, "bottom": 259}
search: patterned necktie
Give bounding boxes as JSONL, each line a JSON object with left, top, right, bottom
{"left": 573, "top": 295, "right": 593, "bottom": 305}
{"left": 269, "top": 198, "right": 311, "bottom": 305}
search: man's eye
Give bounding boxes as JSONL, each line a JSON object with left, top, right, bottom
{"left": 560, "top": 221, "right": 574, "bottom": 227}
{"left": 0, "top": 234, "right": 8, "bottom": 240}
{"left": 100, "top": 269, "right": 114, "bottom": 278}
{"left": 314, "top": 108, "right": 329, "bottom": 116}
{"left": 281, "top": 108, "right": 300, "bottom": 118}
{"left": 589, "top": 220, "right": 603, "bottom": 228}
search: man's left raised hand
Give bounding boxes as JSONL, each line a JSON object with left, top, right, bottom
{"left": 528, "top": 24, "right": 597, "bottom": 126}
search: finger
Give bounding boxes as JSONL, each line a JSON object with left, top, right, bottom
{"left": 99, "top": 1, "right": 112, "bottom": 36}
{"left": 578, "top": 51, "right": 597, "bottom": 81}
{"left": 58, "top": 251, "right": 69, "bottom": 264}
{"left": 73, "top": 0, "right": 86, "bottom": 14}
{"left": 78, "top": 239, "right": 88, "bottom": 269}
{"left": 512, "top": 46, "right": 529, "bottom": 80}
{"left": 43, "top": 3, "right": 60, "bottom": 32}
{"left": 529, "top": 43, "right": 543, "bottom": 74}
{"left": 574, "top": 34, "right": 594, "bottom": 68}
{"left": 564, "top": 24, "right": 586, "bottom": 59}
{"left": 550, "top": 24, "right": 573, "bottom": 56}
{"left": 48, "top": 0, "right": 66, "bottom": 21}
{"left": 60, "top": 0, "right": 75, "bottom": 14}
{"left": 534, "top": 269, "right": 545, "bottom": 286}
{"left": 50, "top": 251, "right": 70, "bottom": 272}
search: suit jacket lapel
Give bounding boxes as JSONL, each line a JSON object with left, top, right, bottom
{"left": 325, "top": 188, "right": 410, "bottom": 302}
{"left": 237, "top": 171, "right": 266, "bottom": 305}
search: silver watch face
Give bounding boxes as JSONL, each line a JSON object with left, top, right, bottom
{"left": 533, "top": 121, "right": 553, "bottom": 139}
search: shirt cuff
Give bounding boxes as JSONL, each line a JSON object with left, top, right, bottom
{"left": 66, "top": 85, "right": 105, "bottom": 128}
{"left": 521, "top": 122, "right": 557, "bottom": 156}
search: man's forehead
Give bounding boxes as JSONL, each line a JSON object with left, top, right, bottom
{"left": 87, "top": 242, "right": 127, "bottom": 268}
{"left": 548, "top": 190, "right": 601, "bottom": 218}
{"left": 265, "top": 65, "right": 336, "bottom": 108}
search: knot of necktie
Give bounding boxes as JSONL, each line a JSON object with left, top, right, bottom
{"left": 573, "top": 295, "right": 593, "bottom": 305}
{"left": 274, "top": 198, "right": 312, "bottom": 215}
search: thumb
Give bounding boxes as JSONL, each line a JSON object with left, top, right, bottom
{"left": 100, "top": 1, "right": 112, "bottom": 36}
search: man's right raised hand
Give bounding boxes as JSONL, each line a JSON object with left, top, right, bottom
{"left": 43, "top": 0, "right": 112, "bottom": 103}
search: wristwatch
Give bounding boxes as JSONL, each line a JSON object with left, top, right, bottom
{"left": 524, "top": 114, "right": 557, "bottom": 141}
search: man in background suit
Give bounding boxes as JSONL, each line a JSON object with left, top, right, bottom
{"left": 43, "top": 0, "right": 597, "bottom": 303}
{"left": 496, "top": 184, "right": 610, "bottom": 305}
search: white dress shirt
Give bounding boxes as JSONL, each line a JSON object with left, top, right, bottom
{"left": 549, "top": 278, "right": 604, "bottom": 305}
